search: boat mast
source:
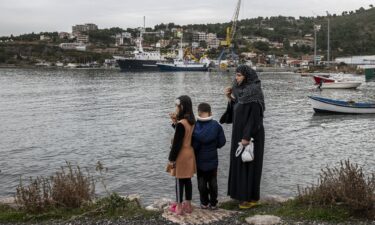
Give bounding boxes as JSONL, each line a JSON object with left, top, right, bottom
{"left": 178, "top": 32, "right": 183, "bottom": 60}
{"left": 326, "top": 11, "right": 330, "bottom": 66}
{"left": 138, "top": 16, "right": 146, "bottom": 52}
{"left": 313, "top": 24, "right": 320, "bottom": 66}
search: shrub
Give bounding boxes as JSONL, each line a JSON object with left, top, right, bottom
{"left": 94, "top": 193, "right": 153, "bottom": 218}
{"left": 51, "top": 162, "right": 95, "bottom": 208}
{"left": 15, "top": 177, "right": 53, "bottom": 213}
{"left": 298, "top": 160, "right": 375, "bottom": 215}
{"left": 15, "top": 162, "right": 95, "bottom": 213}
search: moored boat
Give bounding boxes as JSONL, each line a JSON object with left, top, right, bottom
{"left": 117, "top": 27, "right": 164, "bottom": 71}
{"left": 156, "top": 32, "right": 210, "bottom": 72}
{"left": 319, "top": 81, "right": 361, "bottom": 89}
{"left": 313, "top": 75, "right": 335, "bottom": 84}
{"left": 308, "top": 96, "right": 375, "bottom": 114}
{"left": 157, "top": 59, "right": 209, "bottom": 72}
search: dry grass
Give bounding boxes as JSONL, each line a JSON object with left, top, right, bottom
{"left": 298, "top": 160, "right": 375, "bottom": 217}
{"left": 15, "top": 162, "right": 95, "bottom": 213}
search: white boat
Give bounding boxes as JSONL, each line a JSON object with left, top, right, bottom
{"left": 156, "top": 33, "right": 209, "bottom": 72}
{"left": 65, "top": 63, "right": 78, "bottom": 68}
{"left": 319, "top": 81, "right": 361, "bottom": 89}
{"left": 157, "top": 59, "right": 209, "bottom": 71}
{"left": 309, "top": 96, "right": 375, "bottom": 114}
{"left": 116, "top": 25, "right": 165, "bottom": 71}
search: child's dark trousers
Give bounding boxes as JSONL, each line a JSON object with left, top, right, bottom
{"left": 197, "top": 169, "right": 218, "bottom": 206}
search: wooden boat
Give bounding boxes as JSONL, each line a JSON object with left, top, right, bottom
{"left": 308, "top": 96, "right": 375, "bottom": 114}
{"left": 319, "top": 81, "right": 361, "bottom": 89}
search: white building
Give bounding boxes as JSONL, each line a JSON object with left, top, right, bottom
{"left": 207, "top": 33, "right": 217, "bottom": 40}
{"left": 58, "top": 32, "right": 70, "bottom": 39}
{"left": 72, "top": 23, "right": 98, "bottom": 36}
{"left": 193, "top": 32, "right": 207, "bottom": 42}
{"left": 247, "top": 36, "right": 270, "bottom": 43}
{"left": 76, "top": 34, "right": 89, "bottom": 43}
{"left": 157, "top": 39, "right": 171, "bottom": 48}
{"left": 59, "top": 43, "right": 86, "bottom": 51}
{"left": 40, "top": 35, "right": 51, "bottom": 41}
{"left": 207, "top": 38, "right": 220, "bottom": 49}
{"left": 335, "top": 55, "right": 375, "bottom": 68}
{"left": 290, "top": 39, "right": 313, "bottom": 48}
{"left": 115, "top": 32, "right": 132, "bottom": 46}
{"left": 191, "top": 42, "right": 199, "bottom": 48}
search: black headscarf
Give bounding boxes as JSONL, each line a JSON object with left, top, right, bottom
{"left": 232, "top": 65, "right": 265, "bottom": 112}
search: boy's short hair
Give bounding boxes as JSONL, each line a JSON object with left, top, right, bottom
{"left": 198, "top": 102, "right": 211, "bottom": 113}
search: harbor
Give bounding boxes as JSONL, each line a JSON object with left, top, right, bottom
{"left": 1, "top": 1, "right": 375, "bottom": 224}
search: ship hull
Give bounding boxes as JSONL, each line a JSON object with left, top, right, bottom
{"left": 117, "top": 59, "right": 159, "bottom": 71}
{"left": 157, "top": 63, "right": 209, "bottom": 72}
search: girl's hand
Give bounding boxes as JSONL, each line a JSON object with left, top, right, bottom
{"left": 241, "top": 139, "right": 250, "bottom": 146}
{"left": 169, "top": 161, "right": 176, "bottom": 168}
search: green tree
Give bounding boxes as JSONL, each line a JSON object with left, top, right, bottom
{"left": 283, "top": 38, "right": 290, "bottom": 50}
{"left": 253, "top": 41, "right": 269, "bottom": 52}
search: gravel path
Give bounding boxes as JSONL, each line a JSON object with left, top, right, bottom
{"left": 1, "top": 214, "right": 374, "bottom": 225}
{"left": 0, "top": 214, "right": 244, "bottom": 225}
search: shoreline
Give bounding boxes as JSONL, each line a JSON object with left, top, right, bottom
{"left": 1, "top": 194, "right": 374, "bottom": 225}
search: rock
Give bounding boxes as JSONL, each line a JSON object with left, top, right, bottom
{"left": 260, "top": 195, "right": 293, "bottom": 204}
{"left": 162, "top": 204, "right": 235, "bottom": 225}
{"left": 217, "top": 196, "right": 233, "bottom": 204}
{"left": 145, "top": 205, "right": 159, "bottom": 211}
{"left": 0, "top": 197, "right": 17, "bottom": 208}
{"left": 145, "top": 198, "right": 173, "bottom": 212}
{"left": 145, "top": 198, "right": 172, "bottom": 211}
{"left": 0, "top": 197, "right": 15, "bottom": 204}
{"left": 154, "top": 198, "right": 173, "bottom": 210}
{"left": 245, "top": 215, "right": 281, "bottom": 225}
{"left": 124, "top": 194, "right": 141, "bottom": 201}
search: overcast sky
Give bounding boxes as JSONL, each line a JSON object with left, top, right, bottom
{"left": 0, "top": 0, "right": 373, "bottom": 36}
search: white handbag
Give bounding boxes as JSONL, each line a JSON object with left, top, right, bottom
{"left": 235, "top": 139, "right": 254, "bottom": 162}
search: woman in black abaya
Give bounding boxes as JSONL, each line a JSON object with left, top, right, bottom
{"left": 223, "top": 65, "right": 265, "bottom": 209}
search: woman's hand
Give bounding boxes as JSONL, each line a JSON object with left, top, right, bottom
{"left": 241, "top": 139, "right": 250, "bottom": 146}
{"left": 169, "top": 112, "right": 177, "bottom": 124}
{"left": 224, "top": 86, "right": 232, "bottom": 100}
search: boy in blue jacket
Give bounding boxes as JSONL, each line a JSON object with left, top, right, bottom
{"left": 193, "top": 103, "right": 226, "bottom": 209}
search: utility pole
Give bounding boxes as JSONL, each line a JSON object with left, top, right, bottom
{"left": 314, "top": 28, "right": 317, "bottom": 66}
{"left": 326, "top": 11, "right": 330, "bottom": 67}
{"left": 314, "top": 24, "right": 321, "bottom": 66}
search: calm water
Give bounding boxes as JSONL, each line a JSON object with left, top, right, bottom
{"left": 1, "top": 68, "right": 375, "bottom": 204}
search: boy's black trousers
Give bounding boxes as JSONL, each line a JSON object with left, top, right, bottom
{"left": 197, "top": 169, "right": 218, "bottom": 206}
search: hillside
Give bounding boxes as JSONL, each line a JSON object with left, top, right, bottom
{"left": 1, "top": 5, "right": 374, "bottom": 66}
{"left": 181, "top": 6, "right": 375, "bottom": 57}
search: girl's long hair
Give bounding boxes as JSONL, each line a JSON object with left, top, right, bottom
{"left": 176, "top": 95, "right": 196, "bottom": 125}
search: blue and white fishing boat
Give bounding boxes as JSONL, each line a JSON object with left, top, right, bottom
{"left": 308, "top": 96, "right": 375, "bottom": 114}
{"left": 157, "top": 59, "right": 209, "bottom": 72}
{"left": 156, "top": 33, "right": 210, "bottom": 72}
{"left": 309, "top": 68, "right": 375, "bottom": 114}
